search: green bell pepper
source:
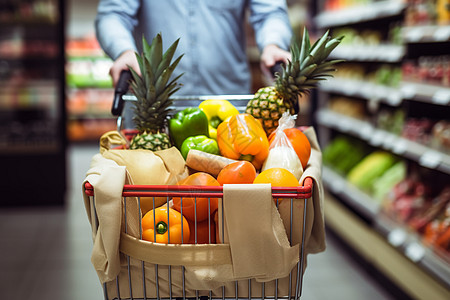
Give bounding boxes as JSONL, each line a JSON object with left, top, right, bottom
{"left": 169, "top": 107, "right": 209, "bottom": 149}
{"left": 180, "top": 135, "right": 219, "bottom": 160}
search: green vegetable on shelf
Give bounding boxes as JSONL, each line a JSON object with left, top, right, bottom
{"left": 180, "top": 135, "right": 220, "bottom": 160}
{"left": 347, "top": 151, "right": 398, "bottom": 192}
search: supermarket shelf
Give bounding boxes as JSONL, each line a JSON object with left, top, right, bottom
{"left": 315, "top": 0, "right": 406, "bottom": 28}
{"left": 325, "top": 192, "right": 450, "bottom": 300}
{"left": 400, "top": 81, "right": 450, "bottom": 106}
{"left": 402, "top": 25, "right": 450, "bottom": 43}
{"left": 329, "top": 44, "right": 405, "bottom": 62}
{"left": 323, "top": 168, "right": 450, "bottom": 291}
{"left": 322, "top": 166, "right": 379, "bottom": 220}
{"left": 316, "top": 109, "right": 450, "bottom": 174}
{"left": 374, "top": 214, "right": 450, "bottom": 289}
{"left": 320, "top": 78, "right": 450, "bottom": 106}
{"left": 320, "top": 78, "right": 403, "bottom": 106}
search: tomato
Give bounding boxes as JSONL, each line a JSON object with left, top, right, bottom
{"left": 172, "top": 172, "right": 220, "bottom": 222}
{"left": 217, "top": 161, "right": 257, "bottom": 185}
{"left": 269, "top": 127, "right": 311, "bottom": 169}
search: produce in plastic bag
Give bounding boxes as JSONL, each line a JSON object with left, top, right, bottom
{"left": 261, "top": 113, "right": 303, "bottom": 180}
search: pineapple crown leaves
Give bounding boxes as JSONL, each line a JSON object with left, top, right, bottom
{"left": 128, "top": 34, "right": 184, "bottom": 133}
{"left": 275, "top": 27, "right": 344, "bottom": 101}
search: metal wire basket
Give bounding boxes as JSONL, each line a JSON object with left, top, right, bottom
{"left": 84, "top": 178, "right": 313, "bottom": 300}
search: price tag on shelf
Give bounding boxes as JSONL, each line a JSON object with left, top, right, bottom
{"left": 382, "top": 133, "right": 397, "bottom": 150}
{"left": 359, "top": 123, "right": 374, "bottom": 140}
{"left": 419, "top": 150, "right": 442, "bottom": 169}
{"left": 400, "top": 84, "right": 417, "bottom": 99}
{"left": 433, "top": 26, "right": 450, "bottom": 42}
{"left": 330, "top": 177, "right": 346, "bottom": 194}
{"left": 432, "top": 89, "right": 450, "bottom": 105}
{"left": 387, "top": 228, "right": 407, "bottom": 247}
{"left": 370, "top": 130, "right": 386, "bottom": 146}
{"left": 337, "top": 117, "right": 353, "bottom": 132}
{"left": 406, "top": 27, "right": 425, "bottom": 42}
{"left": 405, "top": 242, "right": 425, "bottom": 263}
{"left": 386, "top": 90, "right": 403, "bottom": 106}
{"left": 392, "top": 138, "right": 408, "bottom": 155}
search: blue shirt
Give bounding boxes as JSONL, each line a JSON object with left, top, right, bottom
{"left": 95, "top": 0, "right": 292, "bottom": 95}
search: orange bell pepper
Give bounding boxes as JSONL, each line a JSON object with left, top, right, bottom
{"left": 142, "top": 206, "right": 190, "bottom": 244}
{"left": 216, "top": 113, "right": 269, "bottom": 170}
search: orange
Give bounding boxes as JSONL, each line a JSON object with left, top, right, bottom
{"left": 253, "top": 167, "right": 300, "bottom": 187}
{"left": 269, "top": 128, "right": 311, "bottom": 169}
{"left": 217, "top": 161, "right": 257, "bottom": 185}
{"left": 172, "top": 172, "right": 220, "bottom": 222}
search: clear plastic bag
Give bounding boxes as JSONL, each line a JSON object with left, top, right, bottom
{"left": 261, "top": 112, "right": 303, "bottom": 180}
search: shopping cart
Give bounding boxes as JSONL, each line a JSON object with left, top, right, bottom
{"left": 84, "top": 178, "right": 313, "bottom": 300}
{"left": 84, "top": 70, "right": 315, "bottom": 299}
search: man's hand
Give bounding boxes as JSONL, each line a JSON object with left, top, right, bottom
{"left": 109, "top": 49, "right": 140, "bottom": 87}
{"left": 260, "top": 44, "right": 291, "bottom": 78}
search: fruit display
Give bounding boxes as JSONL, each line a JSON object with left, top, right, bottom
{"left": 328, "top": 97, "right": 367, "bottom": 120}
{"left": 323, "top": 135, "right": 370, "bottom": 175}
{"left": 402, "top": 55, "right": 450, "bottom": 87}
{"left": 381, "top": 166, "right": 450, "bottom": 257}
{"left": 347, "top": 151, "right": 399, "bottom": 193}
{"left": 405, "top": 0, "right": 450, "bottom": 26}
{"left": 323, "top": 0, "right": 371, "bottom": 11}
{"left": 245, "top": 28, "right": 343, "bottom": 135}
{"left": 334, "top": 63, "right": 403, "bottom": 88}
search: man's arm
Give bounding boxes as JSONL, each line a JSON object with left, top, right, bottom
{"left": 95, "top": 0, "right": 141, "bottom": 86}
{"left": 248, "top": 0, "right": 293, "bottom": 73}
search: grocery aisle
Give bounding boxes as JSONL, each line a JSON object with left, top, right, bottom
{"left": 0, "top": 144, "right": 396, "bottom": 300}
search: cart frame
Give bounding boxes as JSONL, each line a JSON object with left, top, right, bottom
{"left": 84, "top": 178, "right": 312, "bottom": 300}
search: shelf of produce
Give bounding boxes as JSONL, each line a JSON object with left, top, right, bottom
{"left": 316, "top": 109, "right": 450, "bottom": 175}
{"left": 400, "top": 81, "right": 450, "bottom": 106}
{"left": 374, "top": 214, "right": 450, "bottom": 289}
{"left": 329, "top": 44, "right": 405, "bottom": 62}
{"left": 320, "top": 78, "right": 403, "bottom": 106}
{"left": 323, "top": 167, "right": 450, "bottom": 293}
{"left": 322, "top": 166, "right": 379, "bottom": 220}
{"left": 315, "top": 0, "right": 406, "bottom": 28}
{"left": 325, "top": 191, "right": 450, "bottom": 300}
{"left": 402, "top": 25, "right": 450, "bottom": 43}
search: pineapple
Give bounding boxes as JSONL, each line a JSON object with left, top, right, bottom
{"left": 246, "top": 28, "right": 343, "bottom": 135}
{"left": 129, "top": 33, "right": 183, "bottom": 150}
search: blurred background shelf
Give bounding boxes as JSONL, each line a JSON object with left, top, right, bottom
{"left": 315, "top": 0, "right": 406, "bottom": 28}
{"left": 314, "top": 1, "right": 450, "bottom": 299}
{"left": 0, "top": 0, "right": 66, "bottom": 207}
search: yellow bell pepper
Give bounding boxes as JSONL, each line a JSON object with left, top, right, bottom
{"left": 216, "top": 113, "right": 269, "bottom": 170}
{"left": 199, "top": 99, "right": 239, "bottom": 139}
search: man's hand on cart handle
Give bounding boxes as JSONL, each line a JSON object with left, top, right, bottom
{"left": 112, "top": 70, "right": 132, "bottom": 116}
